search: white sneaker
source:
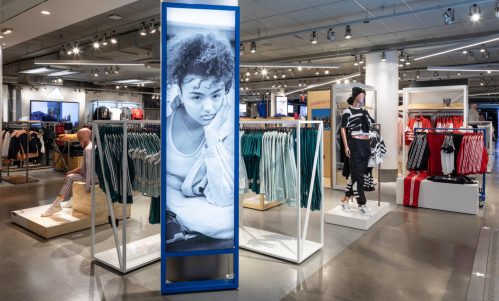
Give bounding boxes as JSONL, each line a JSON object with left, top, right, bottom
{"left": 359, "top": 205, "right": 372, "bottom": 217}
{"left": 41, "top": 204, "right": 62, "bottom": 217}
{"left": 340, "top": 202, "right": 351, "bottom": 212}
{"left": 61, "top": 199, "right": 72, "bottom": 208}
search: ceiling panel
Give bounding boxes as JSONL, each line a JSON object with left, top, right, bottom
{"left": 319, "top": 1, "right": 364, "bottom": 20}
{"left": 240, "top": 0, "right": 277, "bottom": 20}
{"left": 353, "top": 21, "right": 389, "bottom": 37}
{"left": 258, "top": 14, "right": 302, "bottom": 31}
{"left": 284, "top": 7, "right": 330, "bottom": 25}
{"left": 259, "top": 0, "right": 312, "bottom": 14}
{"left": 380, "top": 15, "right": 423, "bottom": 32}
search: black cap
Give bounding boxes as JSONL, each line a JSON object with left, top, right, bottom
{"left": 351, "top": 87, "right": 366, "bottom": 101}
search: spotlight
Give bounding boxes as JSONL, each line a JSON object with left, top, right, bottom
{"left": 281, "top": 73, "right": 286, "bottom": 78}
{"left": 72, "top": 43, "right": 80, "bottom": 55}
{"left": 353, "top": 55, "right": 359, "bottom": 66}
{"left": 324, "top": 69, "right": 330, "bottom": 75}
{"left": 116, "top": 85, "right": 120, "bottom": 90}
{"left": 405, "top": 56, "right": 411, "bottom": 65}
{"left": 101, "top": 35, "right": 108, "bottom": 46}
{"left": 66, "top": 44, "right": 73, "bottom": 55}
{"left": 1, "top": 28, "right": 12, "bottom": 35}
{"left": 398, "top": 64, "right": 403, "bottom": 67}
{"left": 239, "top": 43, "right": 244, "bottom": 56}
{"left": 457, "top": 71, "right": 461, "bottom": 76}
{"left": 344, "top": 25, "right": 352, "bottom": 39}
{"left": 149, "top": 20, "right": 157, "bottom": 34}
{"left": 110, "top": 31, "right": 118, "bottom": 44}
{"left": 381, "top": 51, "right": 387, "bottom": 62}
{"left": 327, "top": 28, "right": 335, "bottom": 41}
{"left": 483, "top": 51, "right": 490, "bottom": 59}
{"left": 462, "top": 50, "right": 468, "bottom": 54}
{"left": 480, "top": 44, "right": 486, "bottom": 53}
{"left": 297, "top": 62, "right": 302, "bottom": 71}
{"left": 245, "top": 71, "right": 250, "bottom": 77}
{"left": 310, "top": 31, "right": 318, "bottom": 44}
{"left": 480, "top": 79, "right": 485, "bottom": 86}
{"left": 104, "top": 67, "right": 109, "bottom": 75}
{"left": 250, "top": 41, "right": 256, "bottom": 53}
{"left": 416, "top": 71, "right": 420, "bottom": 79}
{"left": 469, "top": 4, "right": 481, "bottom": 22}
{"left": 261, "top": 68, "right": 268, "bottom": 76}
{"left": 273, "top": 72, "right": 278, "bottom": 79}
{"left": 114, "top": 66, "right": 120, "bottom": 74}
{"left": 359, "top": 54, "right": 364, "bottom": 64}
{"left": 496, "top": 1, "right": 499, "bottom": 18}
{"left": 467, "top": 50, "right": 474, "bottom": 60}
{"left": 443, "top": 8, "right": 455, "bottom": 25}
{"left": 139, "top": 23, "right": 147, "bottom": 36}
{"left": 399, "top": 51, "right": 405, "bottom": 62}
{"left": 92, "top": 36, "right": 100, "bottom": 49}
{"left": 315, "top": 69, "right": 320, "bottom": 75}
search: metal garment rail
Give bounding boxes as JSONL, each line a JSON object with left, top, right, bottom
{"left": 239, "top": 120, "right": 324, "bottom": 263}
{"left": 413, "top": 127, "right": 487, "bottom": 205}
{"left": 90, "top": 120, "right": 161, "bottom": 273}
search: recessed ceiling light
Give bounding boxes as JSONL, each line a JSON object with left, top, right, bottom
{"left": 41, "top": 10, "right": 50, "bottom": 15}
{"left": 2, "top": 28, "right": 13, "bottom": 34}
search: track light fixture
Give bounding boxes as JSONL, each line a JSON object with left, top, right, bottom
{"left": 92, "top": 36, "right": 100, "bottom": 49}
{"left": 443, "top": 8, "right": 455, "bottom": 25}
{"left": 353, "top": 55, "right": 359, "bottom": 66}
{"left": 467, "top": 50, "right": 474, "bottom": 60}
{"left": 482, "top": 50, "right": 490, "bottom": 59}
{"left": 110, "top": 31, "right": 118, "bottom": 44}
{"left": 416, "top": 71, "right": 421, "bottom": 79}
{"left": 324, "top": 69, "right": 330, "bottom": 75}
{"left": 405, "top": 56, "right": 411, "bottom": 65}
{"left": 139, "top": 23, "right": 147, "bottom": 36}
{"left": 496, "top": 1, "right": 499, "bottom": 18}
{"left": 358, "top": 54, "right": 364, "bottom": 64}
{"left": 480, "top": 44, "right": 486, "bottom": 53}
{"left": 381, "top": 51, "right": 387, "bottom": 62}
{"left": 399, "top": 51, "right": 405, "bottom": 62}
{"left": 72, "top": 43, "right": 80, "bottom": 55}
{"left": 104, "top": 67, "right": 109, "bottom": 75}
{"left": 250, "top": 41, "right": 256, "bottom": 53}
{"left": 149, "top": 20, "right": 157, "bottom": 34}
{"left": 310, "top": 31, "right": 318, "bottom": 44}
{"left": 457, "top": 71, "right": 461, "bottom": 76}
{"left": 101, "top": 35, "right": 108, "bottom": 46}
{"left": 327, "top": 28, "right": 335, "bottom": 41}
{"left": 469, "top": 4, "right": 481, "bottom": 22}
{"left": 1, "top": 28, "right": 12, "bottom": 35}
{"left": 114, "top": 66, "right": 120, "bottom": 74}
{"left": 240, "top": 43, "right": 244, "bottom": 56}
{"left": 344, "top": 25, "right": 352, "bottom": 39}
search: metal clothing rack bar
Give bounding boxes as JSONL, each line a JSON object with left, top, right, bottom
{"left": 413, "top": 127, "right": 487, "bottom": 206}
{"left": 90, "top": 120, "right": 161, "bottom": 273}
{"left": 239, "top": 120, "right": 324, "bottom": 264}
{"left": 2, "top": 121, "right": 41, "bottom": 184}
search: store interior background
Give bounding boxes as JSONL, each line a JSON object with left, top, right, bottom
{"left": 0, "top": 0, "right": 499, "bottom": 300}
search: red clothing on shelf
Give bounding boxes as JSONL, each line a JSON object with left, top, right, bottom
{"left": 405, "top": 116, "right": 432, "bottom": 145}
{"left": 403, "top": 171, "right": 427, "bottom": 208}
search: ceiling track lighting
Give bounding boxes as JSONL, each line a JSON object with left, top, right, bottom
{"left": 310, "top": 31, "right": 318, "bottom": 44}
{"left": 250, "top": 41, "right": 256, "bottom": 53}
{"left": 381, "top": 51, "right": 387, "bottom": 62}
{"left": 399, "top": 51, "right": 406, "bottom": 62}
{"left": 467, "top": 50, "right": 474, "bottom": 60}
{"left": 358, "top": 54, "right": 364, "bottom": 64}
{"left": 482, "top": 51, "right": 490, "bottom": 59}
{"left": 110, "top": 31, "right": 118, "bottom": 44}
{"left": 344, "top": 25, "right": 352, "bottom": 39}
{"left": 416, "top": 71, "right": 421, "bottom": 79}
{"left": 139, "top": 23, "right": 147, "bottom": 36}
{"left": 1, "top": 28, "right": 12, "bottom": 35}
{"left": 240, "top": 43, "right": 244, "bottom": 56}
{"left": 480, "top": 44, "right": 486, "bottom": 53}
{"left": 353, "top": 55, "right": 359, "bottom": 66}
{"left": 149, "top": 19, "right": 157, "bottom": 34}
{"left": 469, "top": 4, "right": 481, "bottom": 22}
{"left": 496, "top": 1, "right": 499, "bottom": 18}
{"left": 92, "top": 36, "right": 100, "bottom": 49}
{"left": 405, "top": 56, "right": 411, "bottom": 65}
{"left": 443, "top": 8, "right": 455, "bottom": 25}
{"left": 72, "top": 43, "right": 80, "bottom": 55}
{"left": 327, "top": 28, "right": 335, "bottom": 42}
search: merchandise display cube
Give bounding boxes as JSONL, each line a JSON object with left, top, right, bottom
{"left": 11, "top": 205, "right": 108, "bottom": 239}
{"left": 396, "top": 177, "right": 479, "bottom": 215}
{"left": 325, "top": 200, "right": 391, "bottom": 230}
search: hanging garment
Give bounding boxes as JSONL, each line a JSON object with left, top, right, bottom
{"left": 403, "top": 171, "right": 427, "bottom": 208}
{"left": 405, "top": 116, "right": 432, "bottom": 145}
{"left": 427, "top": 176, "right": 474, "bottom": 184}
{"left": 368, "top": 128, "right": 386, "bottom": 167}
{"left": 440, "top": 135, "right": 455, "bottom": 175}
{"left": 256, "top": 100, "right": 267, "bottom": 118}
{"left": 109, "top": 108, "right": 122, "bottom": 121}
{"left": 340, "top": 106, "right": 375, "bottom": 137}
{"left": 131, "top": 108, "right": 144, "bottom": 120}
{"left": 406, "top": 132, "right": 430, "bottom": 171}
{"left": 398, "top": 117, "right": 404, "bottom": 147}
{"left": 93, "top": 106, "right": 111, "bottom": 120}
{"left": 456, "top": 133, "right": 488, "bottom": 175}
{"left": 121, "top": 107, "right": 132, "bottom": 120}
{"left": 426, "top": 133, "right": 445, "bottom": 177}
{"left": 2, "top": 130, "right": 11, "bottom": 157}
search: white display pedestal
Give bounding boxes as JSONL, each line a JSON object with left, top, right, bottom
{"left": 325, "top": 200, "right": 391, "bottom": 230}
{"left": 11, "top": 205, "right": 108, "bottom": 239}
{"left": 396, "top": 177, "right": 478, "bottom": 215}
{"left": 94, "top": 234, "right": 161, "bottom": 272}
{"left": 239, "top": 226, "right": 322, "bottom": 264}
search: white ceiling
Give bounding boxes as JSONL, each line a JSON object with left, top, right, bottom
{"left": 1, "top": 0, "right": 499, "bottom": 95}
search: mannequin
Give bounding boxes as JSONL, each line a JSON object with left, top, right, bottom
{"left": 339, "top": 87, "right": 375, "bottom": 216}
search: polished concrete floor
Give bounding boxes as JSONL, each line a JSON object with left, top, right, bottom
{"left": 0, "top": 155, "right": 496, "bottom": 300}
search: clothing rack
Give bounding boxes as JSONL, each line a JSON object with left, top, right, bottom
{"left": 413, "top": 127, "right": 487, "bottom": 206}
{"left": 90, "top": 120, "right": 161, "bottom": 273}
{"left": 239, "top": 120, "right": 324, "bottom": 264}
{"left": 1, "top": 121, "right": 41, "bottom": 184}
{"left": 372, "top": 123, "right": 382, "bottom": 206}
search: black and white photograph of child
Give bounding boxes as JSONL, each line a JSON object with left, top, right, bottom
{"left": 164, "top": 7, "right": 236, "bottom": 252}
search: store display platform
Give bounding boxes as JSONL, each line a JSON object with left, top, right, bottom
{"left": 396, "top": 177, "right": 478, "bottom": 215}
{"left": 11, "top": 205, "right": 108, "bottom": 239}
{"left": 325, "top": 201, "right": 391, "bottom": 230}
{"left": 242, "top": 195, "right": 282, "bottom": 211}
{"left": 94, "top": 234, "right": 161, "bottom": 272}
{"left": 239, "top": 226, "right": 322, "bottom": 264}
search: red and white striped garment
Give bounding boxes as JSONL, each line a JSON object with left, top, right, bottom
{"left": 403, "top": 171, "right": 428, "bottom": 208}
{"left": 456, "top": 134, "right": 488, "bottom": 175}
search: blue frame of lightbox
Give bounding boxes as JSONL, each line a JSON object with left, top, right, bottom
{"left": 160, "top": 1, "right": 240, "bottom": 295}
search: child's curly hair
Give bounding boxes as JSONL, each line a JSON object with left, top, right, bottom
{"left": 167, "top": 31, "right": 234, "bottom": 93}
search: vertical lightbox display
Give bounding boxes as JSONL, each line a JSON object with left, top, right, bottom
{"left": 161, "top": 1, "right": 239, "bottom": 294}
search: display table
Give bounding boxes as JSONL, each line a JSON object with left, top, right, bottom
{"left": 325, "top": 200, "right": 391, "bottom": 230}
{"left": 396, "top": 177, "right": 479, "bottom": 215}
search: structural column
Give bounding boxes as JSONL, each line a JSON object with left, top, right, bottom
{"left": 365, "top": 51, "right": 398, "bottom": 181}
